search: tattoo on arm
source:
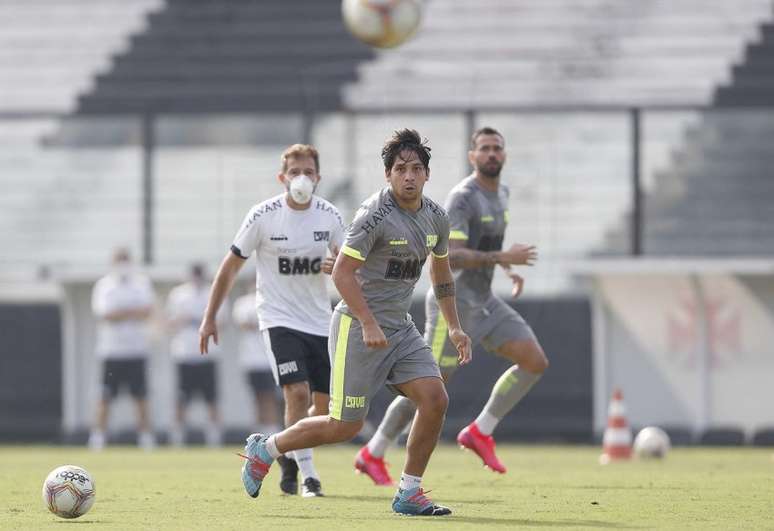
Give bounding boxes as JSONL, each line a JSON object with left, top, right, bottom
{"left": 434, "top": 282, "right": 456, "bottom": 299}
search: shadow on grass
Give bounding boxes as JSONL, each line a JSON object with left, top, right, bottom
{"left": 54, "top": 520, "right": 113, "bottom": 524}
{"left": 569, "top": 485, "right": 685, "bottom": 490}
{"left": 446, "top": 517, "right": 642, "bottom": 528}
{"left": 259, "top": 513, "right": 641, "bottom": 528}
{"left": 326, "top": 494, "right": 505, "bottom": 505}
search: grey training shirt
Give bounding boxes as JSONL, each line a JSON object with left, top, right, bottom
{"left": 336, "top": 188, "right": 450, "bottom": 330}
{"left": 446, "top": 175, "right": 509, "bottom": 307}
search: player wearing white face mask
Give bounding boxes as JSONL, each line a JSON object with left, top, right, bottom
{"left": 287, "top": 173, "right": 316, "bottom": 204}
{"left": 200, "top": 144, "right": 344, "bottom": 498}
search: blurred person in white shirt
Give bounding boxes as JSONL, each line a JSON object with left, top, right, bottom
{"left": 89, "top": 248, "right": 156, "bottom": 451}
{"left": 233, "top": 287, "right": 282, "bottom": 435}
{"left": 166, "top": 263, "right": 225, "bottom": 447}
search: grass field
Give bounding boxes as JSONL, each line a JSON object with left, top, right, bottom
{"left": 2, "top": 443, "right": 773, "bottom": 530}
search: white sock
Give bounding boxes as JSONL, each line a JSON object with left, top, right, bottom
{"left": 474, "top": 412, "right": 499, "bottom": 436}
{"left": 366, "top": 431, "right": 392, "bottom": 459}
{"left": 399, "top": 472, "right": 422, "bottom": 491}
{"left": 205, "top": 424, "right": 221, "bottom": 448}
{"left": 88, "top": 430, "right": 105, "bottom": 450}
{"left": 169, "top": 426, "right": 184, "bottom": 447}
{"left": 292, "top": 448, "right": 319, "bottom": 480}
{"left": 265, "top": 434, "right": 282, "bottom": 459}
{"left": 138, "top": 431, "right": 156, "bottom": 451}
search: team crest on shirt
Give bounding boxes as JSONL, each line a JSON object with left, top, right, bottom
{"left": 314, "top": 231, "right": 330, "bottom": 242}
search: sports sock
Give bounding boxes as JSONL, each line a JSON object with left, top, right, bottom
{"left": 292, "top": 448, "right": 319, "bottom": 480}
{"left": 265, "top": 434, "right": 282, "bottom": 459}
{"left": 367, "top": 396, "right": 416, "bottom": 458}
{"left": 398, "top": 472, "right": 422, "bottom": 491}
{"left": 205, "top": 423, "right": 221, "bottom": 447}
{"left": 475, "top": 366, "right": 542, "bottom": 436}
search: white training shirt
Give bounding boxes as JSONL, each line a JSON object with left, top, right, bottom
{"left": 91, "top": 271, "right": 155, "bottom": 359}
{"left": 166, "top": 281, "right": 224, "bottom": 362}
{"left": 232, "top": 293, "right": 272, "bottom": 371}
{"left": 231, "top": 193, "right": 344, "bottom": 336}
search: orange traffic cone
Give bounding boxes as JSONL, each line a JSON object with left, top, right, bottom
{"left": 599, "top": 388, "right": 632, "bottom": 464}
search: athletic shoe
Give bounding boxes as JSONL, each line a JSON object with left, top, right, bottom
{"left": 354, "top": 446, "right": 395, "bottom": 486}
{"left": 392, "top": 487, "right": 451, "bottom": 516}
{"left": 456, "top": 422, "right": 507, "bottom": 474}
{"left": 238, "top": 433, "right": 274, "bottom": 498}
{"left": 277, "top": 455, "right": 299, "bottom": 495}
{"left": 301, "top": 477, "right": 324, "bottom": 497}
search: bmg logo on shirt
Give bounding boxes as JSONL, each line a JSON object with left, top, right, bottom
{"left": 278, "top": 256, "right": 322, "bottom": 275}
{"left": 314, "top": 231, "right": 330, "bottom": 242}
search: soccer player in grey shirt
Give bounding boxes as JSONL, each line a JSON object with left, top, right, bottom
{"left": 356, "top": 126, "right": 548, "bottom": 483}
{"left": 228, "top": 129, "right": 472, "bottom": 516}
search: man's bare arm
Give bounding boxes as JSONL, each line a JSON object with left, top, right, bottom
{"left": 448, "top": 239, "right": 537, "bottom": 270}
{"left": 199, "top": 251, "right": 245, "bottom": 353}
{"left": 429, "top": 253, "right": 472, "bottom": 365}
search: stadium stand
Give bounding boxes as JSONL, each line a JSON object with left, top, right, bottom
{"left": 344, "top": 0, "right": 771, "bottom": 108}
{"left": 0, "top": 0, "right": 162, "bottom": 113}
{"left": 603, "top": 8, "right": 774, "bottom": 256}
{"left": 75, "top": 0, "right": 374, "bottom": 113}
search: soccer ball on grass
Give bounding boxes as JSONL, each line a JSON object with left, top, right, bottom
{"left": 42, "top": 465, "right": 95, "bottom": 519}
{"left": 633, "top": 427, "right": 671, "bottom": 459}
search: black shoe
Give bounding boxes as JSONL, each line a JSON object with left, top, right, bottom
{"left": 277, "top": 455, "right": 298, "bottom": 495}
{"left": 301, "top": 477, "right": 324, "bottom": 497}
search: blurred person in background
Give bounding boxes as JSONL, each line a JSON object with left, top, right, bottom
{"left": 233, "top": 286, "right": 282, "bottom": 436}
{"left": 199, "top": 144, "right": 344, "bottom": 497}
{"left": 89, "top": 247, "right": 156, "bottom": 451}
{"left": 166, "top": 263, "right": 224, "bottom": 447}
{"left": 355, "top": 127, "right": 548, "bottom": 484}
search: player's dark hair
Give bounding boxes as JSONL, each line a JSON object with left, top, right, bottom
{"left": 470, "top": 126, "right": 504, "bottom": 149}
{"left": 381, "top": 129, "right": 431, "bottom": 172}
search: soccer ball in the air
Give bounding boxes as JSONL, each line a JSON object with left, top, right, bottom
{"left": 42, "top": 465, "right": 95, "bottom": 519}
{"left": 342, "top": 0, "right": 422, "bottom": 49}
{"left": 633, "top": 427, "right": 671, "bottom": 459}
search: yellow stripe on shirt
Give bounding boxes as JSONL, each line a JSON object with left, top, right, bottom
{"left": 341, "top": 245, "right": 365, "bottom": 261}
{"left": 449, "top": 230, "right": 468, "bottom": 241}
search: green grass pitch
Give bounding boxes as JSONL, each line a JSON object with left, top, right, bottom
{"left": 3, "top": 444, "right": 773, "bottom": 530}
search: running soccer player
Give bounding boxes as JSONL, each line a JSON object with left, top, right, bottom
{"left": 355, "top": 126, "right": 548, "bottom": 484}
{"left": 199, "top": 144, "right": 344, "bottom": 497}
{"left": 217, "top": 129, "right": 472, "bottom": 516}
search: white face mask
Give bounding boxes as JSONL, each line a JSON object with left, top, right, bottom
{"left": 288, "top": 174, "right": 315, "bottom": 204}
{"left": 113, "top": 262, "right": 132, "bottom": 279}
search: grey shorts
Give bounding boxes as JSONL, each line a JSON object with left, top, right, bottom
{"left": 328, "top": 310, "right": 441, "bottom": 422}
{"left": 425, "top": 290, "right": 537, "bottom": 377}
